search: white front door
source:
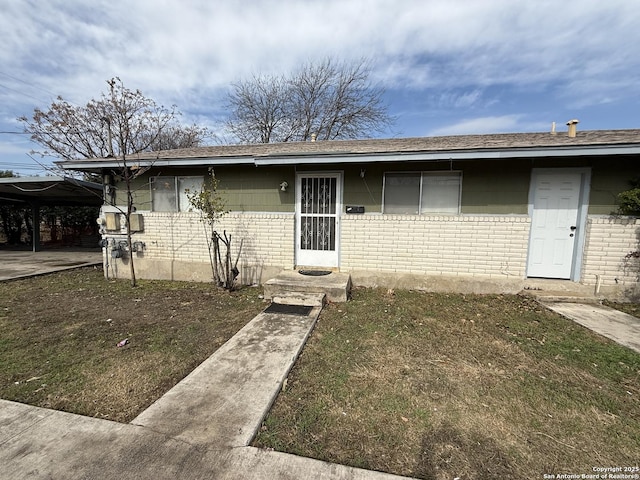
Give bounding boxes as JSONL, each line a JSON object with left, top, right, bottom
{"left": 527, "top": 170, "right": 583, "bottom": 279}
{"left": 295, "top": 173, "right": 342, "bottom": 268}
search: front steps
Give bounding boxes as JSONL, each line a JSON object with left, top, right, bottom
{"left": 521, "top": 278, "right": 603, "bottom": 304}
{"left": 264, "top": 270, "right": 352, "bottom": 303}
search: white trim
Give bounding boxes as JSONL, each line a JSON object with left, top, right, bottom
{"left": 60, "top": 144, "right": 640, "bottom": 171}
{"left": 256, "top": 145, "right": 640, "bottom": 165}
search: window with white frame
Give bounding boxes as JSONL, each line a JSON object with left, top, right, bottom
{"left": 383, "top": 172, "right": 461, "bottom": 214}
{"left": 151, "top": 176, "right": 204, "bottom": 212}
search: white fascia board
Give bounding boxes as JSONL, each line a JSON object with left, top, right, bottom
{"left": 60, "top": 144, "right": 640, "bottom": 170}
{"left": 60, "top": 157, "right": 255, "bottom": 170}
{"left": 0, "top": 175, "right": 64, "bottom": 183}
{"left": 255, "top": 144, "right": 640, "bottom": 165}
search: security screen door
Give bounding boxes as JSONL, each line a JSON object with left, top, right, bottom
{"left": 295, "top": 173, "right": 341, "bottom": 267}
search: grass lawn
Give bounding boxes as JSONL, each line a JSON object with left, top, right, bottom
{"left": 254, "top": 288, "right": 640, "bottom": 480}
{"left": 0, "top": 267, "right": 265, "bottom": 423}
{"left": 2, "top": 269, "right": 639, "bottom": 479}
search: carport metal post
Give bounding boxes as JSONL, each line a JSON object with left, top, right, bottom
{"left": 31, "top": 201, "right": 41, "bottom": 252}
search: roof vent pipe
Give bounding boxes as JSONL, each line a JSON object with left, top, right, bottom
{"left": 311, "top": 133, "right": 317, "bottom": 142}
{"left": 566, "top": 119, "right": 579, "bottom": 138}
{"left": 551, "top": 122, "right": 556, "bottom": 135}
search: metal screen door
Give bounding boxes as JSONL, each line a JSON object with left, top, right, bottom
{"left": 295, "top": 173, "right": 341, "bottom": 267}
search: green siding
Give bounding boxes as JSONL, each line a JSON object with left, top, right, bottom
{"left": 588, "top": 159, "right": 638, "bottom": 215}
{"left": 114, "top": 176, "right": 151, "bottom": 210}
{"left": 215, "top": 166, "right": 295, "bottom": 212}
{"left": 342, "top": 165, "right": 384, "bottom": 213}
{"left": 110, "top": 155, "right": 637, "bottom": 216}
{"left": 460, "top": 163, "right": 530, "bottom": 214}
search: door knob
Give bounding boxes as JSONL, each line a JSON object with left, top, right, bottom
{"left": 570, "top": 226, "right": 577, "bottom": 231}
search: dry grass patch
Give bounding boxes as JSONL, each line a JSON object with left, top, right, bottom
{"left": 254, "top": 288, "right": 640, "bottom": 479}
{"left": 0, "top": 267, "right": 264, "bottom": 422}
{"left": 605, "top": 301, "right": 640, "bottom": 318}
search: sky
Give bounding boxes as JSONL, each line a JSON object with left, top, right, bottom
{"left": 1, "top": 0, "right": 639, "bottom": 176}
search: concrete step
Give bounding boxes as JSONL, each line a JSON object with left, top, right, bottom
{"left": 272, "top": 292, "right": 326, "bottom": 307}
{"left": 521, "top": 278, "right": 602, "bottom": 304}
{"left": 523, "top": 293, "right": 603, "bottom": 305}
{"left": 264, "top": 270, "right": 351, "bottom": 303}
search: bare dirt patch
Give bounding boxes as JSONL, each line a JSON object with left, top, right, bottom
{"left": 254, "top": 288, "right": 640, "bottom": 479}
{"left": 0, "top": 267, "right": 264, "bottom": 422}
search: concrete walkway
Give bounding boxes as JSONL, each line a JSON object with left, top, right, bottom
{"left": 0, "top": 305, "right": 414, "bottom": 480}
{"left": 0, "top": 249, "right": 101, "bottom": 281}
{"left": 545, "top": 302, "right": 640, "bottom": 354}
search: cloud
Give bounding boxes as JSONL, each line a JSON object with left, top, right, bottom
{"left": 0, "top": 0, "right": 638, "bottom": 167}
{"left": 4, "top": 1, "right": 639, "bottom": 98}
{"left": 427, "top": 115, "right": 550, "bottom": 136}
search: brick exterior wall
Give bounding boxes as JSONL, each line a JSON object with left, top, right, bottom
{"left": 582, "top": 216, "right": 640, "bottom": 286}
{"left": 137, "top": 212, "right": 295, "bottom": 266}
{"left": 340, "top": 215, "right": 531, "bottom": 278}
{"left": 104, "top": 212, "right": 294, "bottom": 284}
{"left": 103, "top": 211, "right": 639, "bottom": 293}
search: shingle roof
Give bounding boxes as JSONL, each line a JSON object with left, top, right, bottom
{"left": 118, "top": 129, "right": 640, "bottom": 160}
{"left": 60, "top": 129, "right": 640, "bottom": 169}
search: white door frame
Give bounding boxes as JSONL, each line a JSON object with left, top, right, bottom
{"left": 526, "top": 167, "right": 591, "bottom": 281}
{"left": 295, "top": 172, "right": 343, "bottom": 268}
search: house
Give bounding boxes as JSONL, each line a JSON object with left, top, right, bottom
{"left": 61, "top": 124, "right": 640, "bottom": 298}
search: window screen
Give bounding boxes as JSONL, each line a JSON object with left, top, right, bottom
{"left": 151, "top": 176, "right": 177, "bottom": 212}
{"left": 178, "top": 177, "right": 204, "bottom": 212}
{"left": 151, "top": 176, "right": 204, "bottom": 212}
{"left": 421, "top": 173, "right": 461, "bottom": 214}
{"left": 383, "top": 173, "right": 421, "bottom": 214}
{"left": 383, "top": 172, "right": 461, "bottom": 214}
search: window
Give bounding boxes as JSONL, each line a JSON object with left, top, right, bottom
{"left": 151, "top": 176, "right": 203, "bottom": 212}
{"left": 383, "top": 172, "right": 461, "bottom": 214}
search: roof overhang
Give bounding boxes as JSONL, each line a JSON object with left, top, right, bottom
{"left": 0, "top": 176, "right": 103, "bottom": 206}
{"left": 60, "top": 157, "right": 256, "bottom": 173}
{"left": 255, "top": 144, "right": 640, "bottom": 165}
{"left": 59, "top": 143, "right": 640, "bottom": 172}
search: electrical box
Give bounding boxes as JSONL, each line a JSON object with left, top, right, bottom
{"left": 346, "top": 205, "right": 365, "bottom": 214}
{"left": 105, "top": 212, "right": 121, "bottom": 231}
{"left": 129, "top": 214, "right": 144, "bottom": 232}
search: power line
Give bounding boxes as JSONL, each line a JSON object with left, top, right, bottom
{"left": 0, "top": 81, "right": 50, "bottom": 104}
{"left": 0, "top": 72, "right": 59, "bottom": 99}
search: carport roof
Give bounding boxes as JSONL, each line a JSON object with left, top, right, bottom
{"left": 0, "top": 176, "right": 103, "bottom": 206}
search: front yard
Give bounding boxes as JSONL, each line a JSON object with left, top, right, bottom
{"left": 0, "top": 267, "right": 264, "bottom": 422}
{"left": 254, "top": 288, "right": 640, "bottom": 480}
{"left": 1, "top": 269, "right": 638, "bottom": 479}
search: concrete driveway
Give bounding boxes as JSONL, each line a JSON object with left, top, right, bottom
{"left": 0, "top": 249, "right": 102, "bottom": 281}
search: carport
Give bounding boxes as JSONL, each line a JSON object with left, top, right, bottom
{"left": 0, "top": 176, "right": 103, "bottom": 252}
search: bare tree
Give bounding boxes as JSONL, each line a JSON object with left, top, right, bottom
{"left": 19, "top": 78, "right": 211, "bottom": 286}
{"left": 19, "top": 77, "right": 211, "bottom": 160}
{"left": 226, "top": 58, "right": 392, "bottom": 143}
{"left": 226, "top": 74, "right": 292, "bottom": 144}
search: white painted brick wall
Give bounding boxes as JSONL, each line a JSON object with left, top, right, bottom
{"left": 104, "top": 211, "right": 638, "bottom": 289}
{"left": 110, "top": 212, "right": 295, "bottom": 282}
{"left": 582, "top": 216, "right": 639, "bottom": 286}
{"left": 340, "top": 215, "right": 531, "bottom": 279}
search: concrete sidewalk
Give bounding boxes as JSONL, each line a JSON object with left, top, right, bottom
{"left": 132, "top": 307, "right": 324, "bottom": 448}
{"left": 545, "top": 302, "right": 640, "bottom": 354}
{"left": 0, "top": 305, "right": 415, "bottom": 480}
